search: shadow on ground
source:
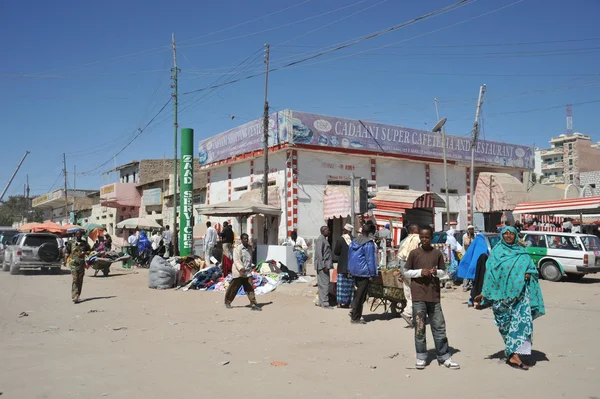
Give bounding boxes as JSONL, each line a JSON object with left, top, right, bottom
{"left": 486, "top": 349, "right": 549, "bottom": 366}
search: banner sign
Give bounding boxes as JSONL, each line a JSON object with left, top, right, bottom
{"left": 180, "top": 128, "right": 195, "bottom": 256}
{"left": 142, "top": 188, "right": 162, "bottom": 206}
{"left": 198, "top": 110, "right": 533, "bottom": 169}
{"left": 197, "top": 113, "right": 279, "bottom": 166}
{"left": 286, "top": 111, "right": 534, "bottom": 169}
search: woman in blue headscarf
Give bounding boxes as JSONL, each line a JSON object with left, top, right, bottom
{"left": 457, "top": 233, "right": 489, "bottom": 306}
{"left": 137, "top": 230, "right": 151, "bottom": 253}
{"left": 474, "top": 226, "right": 545, "bottom": 371}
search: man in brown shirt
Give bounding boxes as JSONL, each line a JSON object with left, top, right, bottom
{"left": 404, "top": 225, "right": 459, "bottom": 370}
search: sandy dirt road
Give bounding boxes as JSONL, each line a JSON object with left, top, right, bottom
{"left": 1, "top": 266, "right": 599, "bottom": 399}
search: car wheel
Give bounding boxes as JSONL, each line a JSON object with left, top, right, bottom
{"left": 540, "top": 261, "right": 562, "bottom": 282}
{"left": 9, "top": 262, "right": 20, "bottom": 275}
{"left": 2, "top": 258, "right": 10, "bottom": 272}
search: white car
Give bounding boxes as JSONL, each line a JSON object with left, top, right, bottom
{"left": 2, "top": 233, "right": 63, "bottom": 275}
{"left": 522, "top": 232, "right": 600, "bottom": 281}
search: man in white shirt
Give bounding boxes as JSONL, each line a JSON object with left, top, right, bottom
{"left": 128, "top": 232, "right": 138, "bottom": 246}
{"left": 162, "top": 225, "right": 173, "bottom": 256}
{"left": 204, "top": 221, "right": 218, "bottom": 263}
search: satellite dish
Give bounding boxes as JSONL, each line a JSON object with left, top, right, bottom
{"left": 432, "top": 118, "right": 447, "bottom": 133}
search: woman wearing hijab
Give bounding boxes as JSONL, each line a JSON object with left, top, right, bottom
{"left": 457, "top": 234, "right": 489, "bottom": 305}
{"left": 474, "top": 226, "right": 546, "bottom": 371}
{"left": 445, "top": 229, "right": 462, "bottom": 281}
{"left": 334, "top": 224, "right": 354, "bottom": 308}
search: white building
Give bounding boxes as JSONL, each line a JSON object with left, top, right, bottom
{"left": 197, "top": 110, "right": 533, "bottom": 245}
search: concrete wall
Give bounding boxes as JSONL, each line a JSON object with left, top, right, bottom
{"left": 580, "top": 171, "right": 600, "bottom": 196}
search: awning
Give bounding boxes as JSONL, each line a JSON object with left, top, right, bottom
{"left": 513, "top": 196, "right": 600, "bottom": 216}
{"left": 196, "top": 198, "right": 281, "bottom": 217}
{"left": 474, "top": 172, "right": 527, "bottom": 212}
{"left": 240, "top": 187, "right": 281, "bottom": 209}
{"left": 323, "top": 185, "right": 356, "bottom": 220}
{"left": 372, "top": 189, "right": 444, "bottom": 218}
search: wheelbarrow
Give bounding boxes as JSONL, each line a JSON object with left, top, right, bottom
{"left": 90, "top": 255, "right": 131, "bottom": 277}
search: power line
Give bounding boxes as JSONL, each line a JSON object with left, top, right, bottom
{"left": 179, "top": 0, "right": 376, "bottom": 49}
{"left": 78, "top": 97, "right": 172, "bottom": 176}
{"left": 276, "top": 36, "right": 600, "bottom": 49}
{"left": 178, "top": 0, "right": 314, "bottom": 44}
{"left": 272, "top": 0, "right": 389, "bottom": 48}
{"left": 273, "top": 0, "right": 524, "bottom": 70}
{"left": 181, "top": 0, "right": 474, "bottom": 96}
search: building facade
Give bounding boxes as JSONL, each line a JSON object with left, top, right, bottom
{"left": 539, "top": 133, "right": 600, "bottom": 186}
{"left": 32, "top": 189, "right": 96, "bottom": 224}
{"left": 197, "top": 110, "right": 533, "bottom": 245}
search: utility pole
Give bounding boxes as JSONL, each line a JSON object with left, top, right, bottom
{"left": 262, "top": 43, "right": 270, "bottom": 245}
{"left": 171, "top": 33, "right": 180, "bottom": 255}
{"left": 470, "top": 84, "right": 486, "bottom": 225}
{"left": 350, "top": 173, "right": 356, "bottom": 226}
{"left": 63, "top": 153, "right": 69, "bottom": 222}
{"left": 434, "top": 98, "right": 451, "bottom": 229}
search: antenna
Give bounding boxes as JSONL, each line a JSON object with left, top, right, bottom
{"left": 566, "top": 104, "right": 573, "bottom": 134}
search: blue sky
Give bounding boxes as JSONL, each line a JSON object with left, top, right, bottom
{"left": 2, "top": 0, "right": 599, "bottom": 197}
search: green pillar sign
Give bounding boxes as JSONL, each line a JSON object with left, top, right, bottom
{"left": 179, "top": 128, "right": 194, "bottom": 256}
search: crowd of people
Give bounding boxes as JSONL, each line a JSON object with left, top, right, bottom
{"left": 306, "top": 220, "right": 545, "bottom": 371}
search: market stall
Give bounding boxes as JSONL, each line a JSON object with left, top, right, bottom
{"left": 513, "top": 196, "right": 600, "bottom": 231}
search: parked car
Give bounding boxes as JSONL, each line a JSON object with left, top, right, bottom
{"left": 432, "top": 230, "right": 465, "bottom": 247}
{"left": 0, "top": 229, "right": 19, "bottom": 264}
{"left": 522, "top": 231, "right": 600, "bottom": 282}
{"left": 2, "top": 233, "right": 63, "bottom": 275}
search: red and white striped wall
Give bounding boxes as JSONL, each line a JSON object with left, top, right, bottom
{"left": 250, "top": 160, "right": 254, "bottom": 236}
{"left": 425, "top": 164, "right": 434, "bottom": 225}
{"left": 227, "top": 166, "right": 232, "bottom": 202}
{"left": 370, "top": 158, "right": 376, "bottom": 188}
{"left": 287, "top": 150, "right": 299, "bottom": 234}
{"left": 466, "top": 167, "right": 472, "bottom": 225}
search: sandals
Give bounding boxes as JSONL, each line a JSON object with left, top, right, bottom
{"left": 506, "top": 360, "right": 529, "bottom": 371}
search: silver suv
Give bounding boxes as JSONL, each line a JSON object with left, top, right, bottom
{"left": 2, "top": 233, "right": 63, "bottom": 275}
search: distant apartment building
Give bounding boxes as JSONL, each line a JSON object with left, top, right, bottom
{"left": 539, "top": 132, "right": 600, "bottom": 186}
{"left": 579, "top": 170, "right": 600, "bottom": 196}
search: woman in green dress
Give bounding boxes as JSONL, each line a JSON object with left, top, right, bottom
{"left": 474, "top": 226, "right": 545, "bottom": 371}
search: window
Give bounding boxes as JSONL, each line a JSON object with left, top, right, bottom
{"left": 581, "top": 236, "right": 600, "bottom": 251}
{"left": 591, "top": 184, "right": 596, "bottom": 189}
{"left": 440, "top": 188, "right": 459, "bottom": 195}
{"left": 569, "top": 174, "right": 574, "bottom": 182}
{"left": 389, "top": 184, "right": 409, "bottom": 190}
{"left": 524, "top": 234, "right": 547, "bottom": 248}
{"left": 268, "top": 180, "right": 276, "bottom": 187}
{"left": 234, "top": 185, "right": 248, "bottom": 192}
{"left": 441, "top": 213, "right": 459, "bottom": 229}
{"left": 569, "top": 159, "right": 573, "bottom": 166}
{"left": 569, "top": 143, "right": 573, "bottom": 150}
{"left": 547, "top": 235, "right": 582, "bottom": 251}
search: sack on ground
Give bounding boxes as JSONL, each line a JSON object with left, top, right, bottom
{"left": 148, "top": 256, "right": 177, "bottom": 289}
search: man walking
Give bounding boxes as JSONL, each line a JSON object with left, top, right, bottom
{"left": 66, "top": 230, "right": 91, "bottom": 304}
{"left": 397, "top": 224, "right": 421, "bottom": 326}
{"left": 204, "top": 221, "right": 218, "bottom": 263}
{"left": 334, "top": 223, "right": 354, "bottom": 308}
{"left": 403, "top": 226, "right": 459, "bottom": 370}
{"left": 348, "top": 222, "right": 378, "bottom": 324}
{"left": 162, "top": 225, "right": 173, "bottom": 257}
{"left": 224, "top": 233, "right": 261, "bottom": 311}
{"left": 314, "top": 226, "right": 333, "bottom": 309}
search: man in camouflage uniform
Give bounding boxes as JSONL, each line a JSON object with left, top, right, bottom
{"left": 66, "top": 230, "right": 91, "bottom": 303}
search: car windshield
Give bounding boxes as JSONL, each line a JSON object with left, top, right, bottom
{"left": 23, "top": 235, "right": 58, "bottom": 247}
{"left": 581, "top": 235, "right": 600, "bottom": 251}
{"left": 1, "top": 232, "right": 18, "bottom": 244}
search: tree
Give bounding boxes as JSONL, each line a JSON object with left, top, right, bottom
{"left": 0, "top": 195, "right": 44, "bottom": 226}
